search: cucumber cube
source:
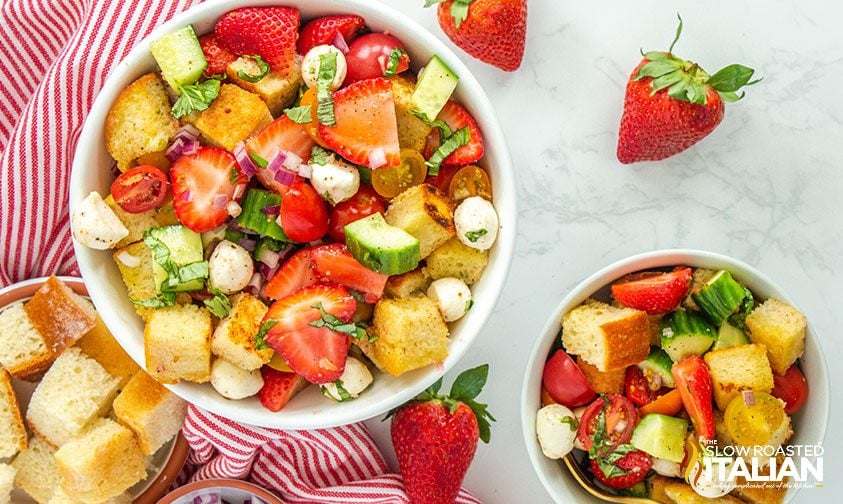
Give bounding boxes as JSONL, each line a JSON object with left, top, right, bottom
{"left": 631, "top": 414, "right": 689, "bottom": 463}
{"left": 344, "top": 213, "right": 420, "bottom": 275}
{"left": 150, "top": 25, "right": 207, "bottom": 92}
{"left": 411, "top": 55, "right": 459, "bottom": 121}
{"left": 145, "top": 225, "right": 205, "bottom": 292}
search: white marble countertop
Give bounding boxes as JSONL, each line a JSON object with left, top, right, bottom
{"left": 365, "top": 1, "right": 843, "bottom": 503}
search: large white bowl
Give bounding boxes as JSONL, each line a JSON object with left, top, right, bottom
{"left": 521, "top": 250, "right": 829, "bottom": 503}
{"left": 70, "top": 0, "right": 515, "bottom": 428}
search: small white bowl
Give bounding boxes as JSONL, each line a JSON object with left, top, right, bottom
{"left": 69, "top": 0, "right": 515, "bottom": 429}
{"left": 521, "top": 250, "right": 829, "bottom": 503}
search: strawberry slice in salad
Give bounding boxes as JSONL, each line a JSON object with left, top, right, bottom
{"left": 611, "top": 267, "right": 692, "bottom": 315}
{"left": 672, "top": 355, "right": 716, "bottom": 441}
{"left": 263, "top": 248, "right": 316, "bottom": 301}
{"left": 311, "top": 243, "right": 388, "bottom": 303}
{"left": 246, "top": 116, "right": 316, "bottom": 195}
{"left": 424, "top": 100, "right": 484, "bottom": 168}
{"left": 214, "top": 7, "right": 300, "bottom": 76}
{"left": 297, "top": 14, "right": 365, "bottom": 55}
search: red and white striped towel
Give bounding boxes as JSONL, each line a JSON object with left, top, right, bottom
{"left": 0, "top": 1, "right": 481, "bottom": 502}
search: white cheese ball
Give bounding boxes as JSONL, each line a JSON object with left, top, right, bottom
{"left": 426, "top": 277, "right": 472, "bottom": 322}
{"left": 72, "top": 191, "right": 128, "bottom": 249}
{"left": 208, "top": 240, "right": 254, "bottom": 294}
{"left": 210, "top": 358, "right": 264, "bottom": 400}
{"left": 536, "top": 404, "right": 578, "bottom": 460}
{"left": 310, "top": 160, "right": 360, "bottom": 205}
{"left": 688, "top": 457, "right": 737, "bottom": 498}
{"left": 652, "top": 458, "right": 681, "bottom": 477}
{"left": 321, "top": 357, "right": 373, "bottom": 401}
{"left": 454, "top": 196, "right": 499, "bottom": 251}
{"left": 301, "top": 45, "right": 347, "bottom": 90}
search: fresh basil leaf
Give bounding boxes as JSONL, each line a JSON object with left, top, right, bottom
{"left": 383, "top": 48, "right": 407, "bottom": 77}
{"left": 172, "top": 79, "right": 220, "bottom": 118}
{"left": 178, "top": 261, "right": 209, "bottom": 283}
{"left": 410, "top": 109, "right": 453, "bottom": 137}
{"left": 425, "top": 126, "right": 470, "bottom": 176}
{"left": 229, "top": 167, "right": 239, "bottom": 185}
{"left": 310, "top": 146, "right": 330, "bottom": 166}
{"left": 323, "top": 380, "right": 354, "bottom": 402}
{"left": 316, "top": 52, "right": 338, "bottom": 126}
{"left": 465, "top": 229, "right": 487, "bottom": 243}
{"left": 255, "top": 319, "right": 277, "bottom": 350}
{"left": 249, "top": 151, "right": 269, "bottom": 169}
{"left": 236, "top": 54, "right": 270, "bottom": 83}
{"left": 561, "top": 416, "right": 578, "bottom": 431}
{"left": 284, "top": 105, "right": 313, "bottom": 124}
{"left": 465, "top": 299, "right": 474, "bottom": 312}
{"left": 309, "top": 302, "right": 372, "bottom": 341}
{"left": 143, "top": 232, "right": 180, "bottom": 290}
{"left": 706, "top": 64, "right": 759, "bottom": 93}
{"left": 348, "top": 289, "right": 366, "bottom": 303}
{"left": 130, "top": 292, "right": 176, "bottom": 308}
{"left": 203, "top": 288, "right": 232, "bottom": 318}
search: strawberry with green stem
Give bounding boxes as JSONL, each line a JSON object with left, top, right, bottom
{"left": 617, "top": 15, "right": 761, "bottom": 164}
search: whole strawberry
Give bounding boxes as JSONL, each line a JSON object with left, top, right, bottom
{"left": 617, "top": 16, "right": 760, "bottom": 164}
{"left": 214, "top": 7, "right": 300, "bottom": 76}
{"left": 389, "top": 364, "right": 495, "bottom": 504}
{"left": 425, "top": 0, "right": 526, "bottom": 72}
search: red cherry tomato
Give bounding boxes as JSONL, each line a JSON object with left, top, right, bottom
{"left": 590, "top": 449, "right": 653, "bottom": 489}
{"left": 344, "top": 33, "right": 409, "bottom": 83}
{"left": 328, "top": 186, "right": 386, "bottom": 242}
{"left": 424, "top": 164, "right": 461, "bottom": 195}
{"left": 541, "top": 350, "right": 596, "bottom": 407}
{"left": 110, "top": 165, "right": 169, "bottom": 213}
{"left": 771, "top": 365, "right": 809, "bottom": 414}
{"left": 280, "top": 181, "right": 329, "bottom": 243}
{"left": 577, "top": 394, "right": 639, "bottom": 455}
{"left": 624, "top": 366, "right": 656, "bottom": 407}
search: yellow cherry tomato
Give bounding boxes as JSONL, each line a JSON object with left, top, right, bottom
{"left": 724, "top": 391, "right": 786, "bottom": 446}
{"left": 267, "top": 352, "right": 294, "bottom": 373}
{"left": 448, "top": 165, "right": 492, "bottom": 202}
{"left": 372, "top": 148, "right": 426, "bottom": 198}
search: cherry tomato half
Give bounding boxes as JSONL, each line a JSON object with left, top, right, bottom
{"left": 425, "top": 164, "right": 461, "bottom": 194}
{"left": 448, "top": 165, "right": 492, "bottom": 202}
{"left": 371, "top": 148, "right": 426, "bottom": 198}
{"left": 111, "top": 164, "right": 169, "bottom": 213}
{"left": 344, "top": 33, "right": 409, "bottom": 83}
{"left": 577, "top": 394, "right": 639, "bottom": 455}
{"left": 280, "top": 181, "right": 329, "bottom": 242}
{"left": 541, "top": 350, "right": 596, "bottom": 407}
{"left": 328, "top": 186, "right": 387, "bottom": 242}
{"left": 771, "top": 365, "right": 809, "bottom": 414}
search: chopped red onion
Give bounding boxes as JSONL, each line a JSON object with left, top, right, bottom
{"left": 165, "top": 137, "right": 185, "bottom": 161}
{"left": 273, "top": 167, "right": 297, "bottom": 185}
{"left": 226, "top": 201, "right": 242, "bottom": 218}
{"left": 204, "top": 240, "right": 220, "bottom": 260}
{"left": 239, "top": 237, "right": 257, "bottom": 252}
{"left": 260, "top": 204, "right": 281, "bottom": 216}
{"left": 248, "top": 272, "right": 262, "bottom": 289}
{"left": 259, "top": 248, "right": 281, "bottom": 269}
{"left": 109, "top": 162, "right": 121, "bottom": 178}
{"left": 227, "top": 219, "right": 251, "bottom": 232}
{"left": 182, "top": 138, "right": 200, "bottom": 156}
{"left": 742, "top": 390, "right": 756, "bottom": 406}
{"left": 175, "top": 124, "right": 200, "bottom": 142}
{"left": 369, "top": 147, "right": 387, "bottom": 168}
{"left": 282, "top": 150, "right": 303, "bottom": 170}
{"left": 297, "top": 163, "right": 312, "bottom": 179}
{"left": 212, "top": 194, "right": 228, "bottom": 208}
{"left": 259, "top": 261, "right": 280, "bottom": 280}
{"left": 233, "top": 141, "right": 257, "bottom": 178}
{"left": 233, "top": 183, "right": 247, "bottom": 200}
{"left": 331, "top": 32, "right": 350, "bottom": 53}
{"left": 179, "top": 190, "right": 191, "bottom": 201}
{"left": 192, "top": 492, "right": 220, "bottom": 504}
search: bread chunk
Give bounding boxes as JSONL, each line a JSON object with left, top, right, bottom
{"left": 424, "top": 237, "right": 489, "bottom": 285}
{"left": 576, "top": 356, "right": 625, "bottom": 394}
{"left": 385, "top": 268, "right": 431, "bottom": 299}
{"left": 663, "top": 481, "right": 744, "bottom": 503}
{"left": 144, "top": 304, "right": 212, "bottom": 384}
{"left": 0, "top": 463, "right": 14, "bottom": 504}
{"left": 704, "top": 343, "right": 775, "bottom": 410}
{"left": 189, "top": 83, "right": 273, "bottom": 151}
{"left": 104, "top": 194, "right": 160, "bottom": 248}
{"left": 113, "top": 371, "right": 187, "bottom": 455}
{"left": 0, "top": 303, "right": 54, "bottom": 381}
{"left": 385, "top": 184, "right": 455, "bottom": 259}
{"left": 389, "top": 74, "right": 432, "bottom": 151}
{"left": 12, "top": 436, "right": 60, "bottom": 503}
{"left": 73, "top": 315, "right": 140, "bottom": 388}
{"left": 24, "top": 276, "right": 96, "bottom": 356}
{"left": 226, "top": 56, "right": 303, "bottom": 116}
{"left": 0, "top": 369, "right": 26, "bottom": 458}
{"left": 745, "top": 299, "right": 806, "bottom": 375}
{"left": 562, "top": 299, "right": 650, "bottom": 371}
{"left": 211, "top": 293, "right": 271, "bottom": 371}
{"left": 371, "top": 296, "right": 449, "bottom": 376}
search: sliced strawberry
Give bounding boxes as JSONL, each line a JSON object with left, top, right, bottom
{"left": 199, "top": 34, "right": 236, "bottom": 77}
{"left": 424, "top": 100, "right": 484, "bottom": 167}
{"left": 263, "top": 248, "right": 316, "bottom": 300}
{"left": 672, "top": 355, "right": 715, "bottom": 441}
{"left": 611, "top": 267, "right": 692, "bottom": 315}
{"left": 297, "top": 15, "right": 365, "bottom": 55}
{"left": 170, "top": 147, "right": 245, "bottom": 233}
{"left": 247, "top": 116, "right": 316, "bottom": 194}
{"left": 262, "top": 284, "right": 356, "bottom": 383}
{"left": 258, "top": 367, "right": 309, "bottom": 412}
{"left": 310, "top": 244, "right": 388, "bottom": 303}
{"left": 214, "top": 7, "right": 300, "bottom": 76}
{"left": 318, "top": 77, "right": 400, "bottom": 169}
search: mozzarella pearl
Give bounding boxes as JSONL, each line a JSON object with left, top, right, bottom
{"left": 301, "top": 45, "right": 347, "bottom": 90}
{"left": 652, "top": 458, "right": 681, "bottom": 477}
{"left": 454, "top": 196, "right": 499, "bottom": 251}
{"left": 72, "top": 191, "right": 129, "bottom": 250}
{"left": 321, "top": 357, "right": 373, "bottom": 401}
{"left": 536, "top": 404, "right": 578, "bottom": 460}
{"left": 210, "top": 358, "right": 264, "bottom": 400}
{"left": 208, "top": 240, "right": 254, "bottom": 294}
{"left": 310, "top": 160, "right": 360, "bottom": 205}
{"left": 426, "top": 277, "right": 472, "bottom": 322}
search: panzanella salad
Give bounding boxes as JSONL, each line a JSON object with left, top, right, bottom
{"left": 535, "top": 267, "right": 808, "bottom": 500}
{"left": 72, "top": 6, "right": 499, "bottom": 412}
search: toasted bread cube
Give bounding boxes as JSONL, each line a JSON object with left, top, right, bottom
{"left": 424, "top": 237, "right": 489, "bottom": 285}
{"left": 26, "top": 348, "right": 120, "bottom": 448}
{"left": 211, "top": 293, "right": 271, "bottom": 371}
{"left": 385, "top": 184, "right": 455, "bottom": 259}
{"left": 648, "top": 314, "right": 664, "bottom": 346}
{"left": 663, "top": 481, "right": 744, "bottom": 503}
{"left": 733, "top": 466, "right": 788, "bottom": 504}
{"left": 647, "top": 475, "right": 674, "bottom": 504}
{"left": 0, "top": 463, "right": 14, "bottom": 504}
{"left": 144, "top": 304, "right": 212, "bottom": 384}
{"left": 389, "top": 74, "right": 432, "bottom": 151}
{"left": 562, "top": 299, "right": 650, "bottom": 372}
{"left": 385, "top": 268, "right": 431, "bottom": 299}
{"left": 371, "top": 296, "right": 449, "bottom": 376}
{"left": 704, "top": 343, "right": 774, "bottom": 410}
{"left": 104, "top": 194, "right": 160, "bottom": 248}
{"left": 12, "top": 437, "right": 60, "bottom": 503}
{"left": 576, "top": 356, "right": 625, "bottom": 394}
{"left": 0, "top": 303, "right": 54, "bottom": 381}
{"left": 73, "top": 316, "right": 140, "bottom": 388}
{"left": 189, "top": 84, "right": 273, "bottom": 151}
{"left": 745, "top": 299, "right": 807, "bottom": 375}
{"left": 227, "top": 56, "right": 303, "bottom": 116}
{"left": 55, "top": 419, "right": 146, "bottom": 503}
{"left": 113, "top": 241, "right": 157, "bottom": 319}
{"left": 113, "top": 371, "right": 187, "bottom": 455}
{"left": 24, "top": 276, "right": 96, "bottom": 356}
{"left": 0, "top": 369, "right": 26, "bottom": 458}
{"left": 49, "top": 487, "right": 132, "bottom": 504}
{"left": 105, "top": 73, "right": 179, "bottom": 171}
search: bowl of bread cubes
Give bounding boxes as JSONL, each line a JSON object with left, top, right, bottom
{"left": 0, "top": 276, "right": 189, "bottom": 504}
{"left": 69, "top": 0, "right": 515, "bottom": 429}
{"left": 521, "top": 250, "right": 828, "bottom": 504}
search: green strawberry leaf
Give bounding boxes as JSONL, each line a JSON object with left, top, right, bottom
{"left": 449, "top": 364, "right": 489, "bottom": 402}
{"left": 465, "top": 398, "right": 496, "bottom": 444}
{"left": 668, "top": 14, "right": 683, "bottom": 55}
{"left": 706, "top": 64, "right": 762, "bottom": 93}
{"left": 635, "top": 60, "right": 680, "bottom": 81}
{"left": 448, "top": 0, "right": 475, "bottom": 29}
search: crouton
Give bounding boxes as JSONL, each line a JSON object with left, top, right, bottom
{"left": 370, "top": 296, "right": 449, "bottom": 376}
{"left": 385, "top": 268, "right": 431, "bottom": 298}
{"left": 648, "top": 314, "right": 664, "bottom": 346}
{"left": 113, "top": 371, "right": 187, "bottom": 455}
{"left": 733, "top": 467, "right": 788, "bottom": 504}
{"left": 24, "top": 276, "right": 96, "bottom": 356}
{"left": 389, "top": 74, "right": 432, "bottom": 151}
{"left": 663, "top": 481, "right": 743, "bottom": 503}
{"left": 48, "top": 488, "right": 132, "bottom": 504}
{"left": 12, "top": 437, "right": 60, "bottom": 503}
{"left": 211, "top": 293, "right": 272, "bottom": 371}
{"left": 104, "top": 73, "right": 179, "bottom": 171}
{"left": 55, "top": 418, "right": 146, "bottom": 503}
{"left": 113, "top": 241, "right": 157, "bottom": 319}
{"left": 385, "top": 184, "right": 455, "bottom": 259}
{"left": 0, "top": 464, "right": 14, "bottom": 504}
{"left": 424, "top": 237, "right": 489, "bottom": 285}
{"left": 227, "top": 56, "right": 303, "bottom": 116}
{"left": 73, "top": 316, "right": 140, "bottom": 388}
{"left": 189, "top": 83, "right": 273, "bottom": 151}
{"left": 704, "top": 343, "right": 774, "bottom": 410}
{"left": 0, "top": 303, "right": 54, "bottom": 381}
{"left": 26, "top": 348, "right": 120, "bottom": 448}
{"left": 0, "top": 369, "right": 26, "bottom": 458}
{"left": 576, "top": 356, "right": 625, "bottom": 394}
{"left": 745, "top": 299, "right": 806, "bottom": 375}
{"left": 144, "top": 304, "right": 212, "bottom": 384}
{"left": 647, "top": 475, "right": 674, "bottom": 504}
{"left": 683, "top": 268, "right": 717, "bottom": 311}
{"left": 104, "top": 194, "right": 160, "bottom": 248}
{"left": 562, "top": 299, "right": 650, "bottom": 372}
